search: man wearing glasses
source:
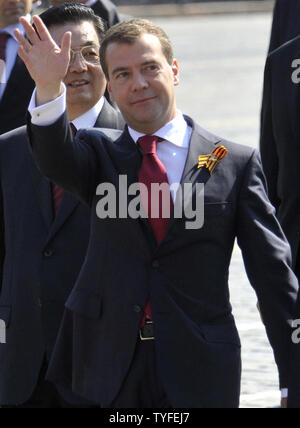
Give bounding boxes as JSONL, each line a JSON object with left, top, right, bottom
{"left": 0, "top": 3, "right": 124, "bottom": 408}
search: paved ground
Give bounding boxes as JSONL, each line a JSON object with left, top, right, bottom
{"left": 151, "top": 13, "right": 281, "bottom": 408}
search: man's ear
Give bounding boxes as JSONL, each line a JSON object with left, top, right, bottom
{"left": 172, "top": 59, "right": 179, "bottom": 86}
{"left": 107, "top": 81, "right": 115, "bottom": 102}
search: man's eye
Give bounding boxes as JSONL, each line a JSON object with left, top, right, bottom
{"left": 84, "top": 50, "right": 98, "bottom": 58}
{"left": 146, "top": 65, "right": 159, "bottom": 72}
{"left": 116, "top": 72, "right": 129, "bottom": 79}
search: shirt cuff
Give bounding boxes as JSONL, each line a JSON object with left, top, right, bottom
{"left": 28, "top": 84, "right": 67, "bottom": 126}
{"left": 281, "top": 388, "right": 288, "bottom": 399}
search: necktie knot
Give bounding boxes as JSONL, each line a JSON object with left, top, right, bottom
{"left": 70, "top": 122, "right": 77, "bottom": 136}
{"left": 0, "top": 33, "right": 10, "bottom": 61}
{"left": 138, "top": 135, "right": 163, "bottom": 155}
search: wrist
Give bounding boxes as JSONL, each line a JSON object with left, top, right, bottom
{"left": 35, "top": 82, "right": 64, "bottom": 107}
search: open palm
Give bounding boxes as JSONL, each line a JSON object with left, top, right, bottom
{"left": 14, "top": 15, "right": 71, "bottom": 102}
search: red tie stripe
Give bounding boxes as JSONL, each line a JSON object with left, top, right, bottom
{"left": 0, "top": 33, "right": 10, "bottom": 61}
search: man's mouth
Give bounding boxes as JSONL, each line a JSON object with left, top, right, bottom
{"left": 131, "top": 96, "right": 156, "bottom": 105}
{"left": 68, "top": 80, "right": 89, "bottom": 88}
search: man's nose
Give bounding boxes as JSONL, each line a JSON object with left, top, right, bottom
{"left": 69, "top": 53, "right": 88, "bottom": 73}
{"left": 132, "top": 71, "right": 149, "bottom": 91}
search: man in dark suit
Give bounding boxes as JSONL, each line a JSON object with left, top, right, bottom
{"left": 0, "top": 0, "right": 35, "bottom": 135}
{"left": 0, "top": 4, "right": 124, "bottom": 408}
{"left": 268, "top": 0, "right": 300, "bottom": 53}
{"left": 50, "top": 0, "right": 120, "bottom": 29}
{"left": 260, "top": 31, "right": 300, "bottom": 408}
{"left": 260, "top": 37, "right": 300, "bottom": 278}
{"left": 17, "top": 16, "right": 300, "bottom": 408}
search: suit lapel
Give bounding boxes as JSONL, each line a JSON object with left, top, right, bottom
{"left": 0, "top": 57, "right": 32, "bottom": 108}
{"left": 46, "top": 191, "right": 80, "bottom": 241}
{"left": 94, "top": 98, "right": 125, "bottom": 130}
{"left": 28, "top": 153, "right": 53, "bottom": 229}
{"left": 95, "top": 99, "right": 116, "bottom": 128}
{"left": 164, "top": 117, "right": 220, "bottom": 240}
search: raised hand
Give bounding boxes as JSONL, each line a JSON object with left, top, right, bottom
{"left": 14, "top": 15, "right": 72, "bottom": 106}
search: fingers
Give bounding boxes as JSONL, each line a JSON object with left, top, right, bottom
{"left": 19, "top": 16, "right": 41, "bottom": 45}
{"left": 32, "top": 15, "right": 55, "bottom": 43}
{"left": 14, "top": 29, "right": 32, "bottom": 53}
{"left": 17, "top": 45, "right": 29, "bottom": 65}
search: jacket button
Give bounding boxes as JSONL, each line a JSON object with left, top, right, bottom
{"left": 133, "top": 305, "right": 142, "bottom": 313}
{"left": 43, "top": 249, "right": 54, "bottom": 257}
{"left": 152, "top": 260, "right": 160, "bottom": 268}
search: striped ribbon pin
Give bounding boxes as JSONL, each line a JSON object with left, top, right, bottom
{"left": 197, "top": 145, "right": 228, "bottom": 175}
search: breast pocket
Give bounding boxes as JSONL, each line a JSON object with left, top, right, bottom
{"left": 199, "top": 201, "right": 232, "bottom": 228}
{"left": 204, "top": 202, "right": 233, "bottom": 216}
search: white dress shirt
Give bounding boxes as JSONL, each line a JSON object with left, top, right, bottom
{"left": 128, "top": 116, "right": 192, "bottom": 202}
{"left": 0, "top": 14, "right": 31, "bottom": 100}
{"left": 28, "top": 85, "right": 105, "bottom": 130}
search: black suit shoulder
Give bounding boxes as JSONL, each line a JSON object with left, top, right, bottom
{"left": 0, "top": 58, "right": 34, "bottom": 135}
{"left": 192, "top": 120, "right": 256, "bottom": 165}
{"left": 91, "top": 0, "right": 120, "bottom": 28}
{"left": 0, "top": 126, "right": 28, "bottom": 155}
{"left": 96, "top": 99, "right": 125, "bottom": 130}
{"left": 269, "top": 0, "right": 300, "bottom": 52}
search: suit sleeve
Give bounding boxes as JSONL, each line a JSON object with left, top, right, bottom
{"left": 236, "top": 149, "right": 299, "bottom": 389}
{"left": 0, "top": 151, "right": 5, "bottom": 297}
{"left": 260, "top": 55, "right": 281, "bottom": 212}
{"left": 268, "top": 0, "right": 282, "bottom": 53}
{"left": 27, "top": 112, "right": 100, "bottom": 208}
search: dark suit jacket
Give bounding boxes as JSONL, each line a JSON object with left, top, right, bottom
{"left": 260, "top": 36, "right": 300, "bottom": 271}
{"left": 0, "top": 56, "right": 34, "bottom": 135}
{"left": 28, "top": 112, "right": 299, "bottom": 408}
{"left": 260, "top": 39, "right": 300, "bottom": 408}
{"left": 91, "top": 0, "right": 120, "bottom": 29}
{"left": 0, "top": 99, "right": 124, "bottom": 405}
{"left": 269, "top": 0, "right": 300, "bottom": 53}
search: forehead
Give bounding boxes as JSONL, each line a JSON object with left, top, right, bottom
{"left": 106, "top": 33, "right": 167, "bottom": 70}
{"left": 49, "top": 20, "right": 99, "bottom": 47}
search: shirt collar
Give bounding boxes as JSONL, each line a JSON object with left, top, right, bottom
{"left": 72, "top": 97, "right": 105, "bottom": 130}
{"left": 128, "top": 111, "right": 189, "bottom": 149}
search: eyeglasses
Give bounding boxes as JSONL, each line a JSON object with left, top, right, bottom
{"left": 69, "top": 44, "right": 101, "bottom": 65}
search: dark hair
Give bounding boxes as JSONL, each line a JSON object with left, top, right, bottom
{"left": 39, "top": 3, "right": 106, "bottom": 43}
{"left": 100, "top": 19, "right": 174, "bottom": 79}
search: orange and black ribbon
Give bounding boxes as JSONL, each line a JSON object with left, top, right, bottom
{"left": 197, "top": 145, "right": 228, "bottom": 175}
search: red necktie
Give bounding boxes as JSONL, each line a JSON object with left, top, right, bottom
{"left": 138, "top": 135, "right": 173, "bottom": 323}
{"left": 0, "top": 33, "right": 10, "bottom": 61}
{"left": 52, "top": 123, "right": 77, "bottom": 216}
